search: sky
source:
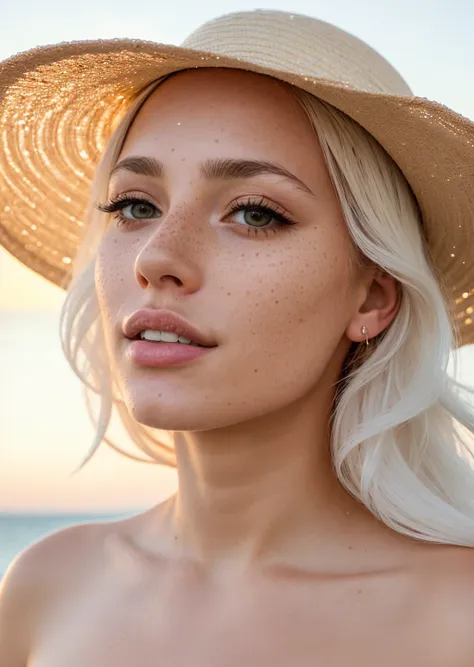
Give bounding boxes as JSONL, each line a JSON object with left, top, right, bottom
{"left": 1, "top": 0, "right": 473, "bottom": 512}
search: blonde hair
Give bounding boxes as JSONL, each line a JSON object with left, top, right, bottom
{"left": 60, "top": 72, "right": 474, "bottom": 546}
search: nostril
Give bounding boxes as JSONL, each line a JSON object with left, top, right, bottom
{"left": 159, "top": 274, "right": 183, "bottom": 287}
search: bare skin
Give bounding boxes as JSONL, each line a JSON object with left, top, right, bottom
{"left": 1, "top": 69, "right": 474, "bottom": 666}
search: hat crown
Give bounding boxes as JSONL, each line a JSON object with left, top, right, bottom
{"left": 182, "top": 9, "right": 412, "bottom": 96}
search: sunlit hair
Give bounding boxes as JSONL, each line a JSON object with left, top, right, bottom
{"left": 60, "top": 71, "right": 474, "bottom": 546}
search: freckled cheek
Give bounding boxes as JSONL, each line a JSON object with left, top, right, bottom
{"left": 225, "top": 241, "right": 352, "bottom": 355}
{"left": 94, "top": 238, "right": 136, "bottom": 322}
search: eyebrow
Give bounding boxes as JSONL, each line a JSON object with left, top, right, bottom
{"left": 109, "top": 156, "right": 314, "bottom": 196}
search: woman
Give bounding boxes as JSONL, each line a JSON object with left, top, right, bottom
{"left": 1, "top": 8, "right": 474, "bottom": 666}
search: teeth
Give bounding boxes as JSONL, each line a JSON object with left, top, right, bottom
{"left": 140, "top": 330, "right": 162, "bottom": 342}
{"left": 160, "top": 331, "right": 180, "bottom": 343}
{"left": 139, "top": 330, "right": 193, "bottom": 345}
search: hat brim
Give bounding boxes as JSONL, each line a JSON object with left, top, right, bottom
{"left": 0, "top": 38, "right": 473, "bottom": 345}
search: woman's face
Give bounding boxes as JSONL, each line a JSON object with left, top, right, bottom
{"left": 95, "top": 69, "right": 370, "bottom": 430}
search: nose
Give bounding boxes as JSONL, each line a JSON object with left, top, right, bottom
{"left": 133, "top": 211, "right": 203, "bottom": 295}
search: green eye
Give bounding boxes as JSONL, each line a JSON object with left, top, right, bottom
{"left": 243, "top": 209, "right": 273, "bottom": 227}
{"left": 227, "top": 198, "right": 296, "bottom": 233}
{"left": 123, "top": 202, "right": 158, "bottom": 219}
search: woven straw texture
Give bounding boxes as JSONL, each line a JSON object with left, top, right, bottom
{"left": 0, "top": 9, "right": 473, "bottom": 345}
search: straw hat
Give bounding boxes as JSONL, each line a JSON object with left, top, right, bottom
{"left": 0, "top": 9, "right": 473, "bottom": 345}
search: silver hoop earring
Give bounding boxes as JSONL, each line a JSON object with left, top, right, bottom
{"left": 361, "top": 325, "right": 369, "bottom": 346}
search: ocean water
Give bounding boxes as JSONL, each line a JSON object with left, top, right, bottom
{"left": 0, "top": 512, "right": 131, "bottom": 580}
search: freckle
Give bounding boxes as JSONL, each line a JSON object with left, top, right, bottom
{"left": 214, "top": 139, "right": 219, "bottom": 143}
{"left": 253, "top": 369, "right": 258, "bottom": 373}
{"left": 171, "top": 148, "right": 175, "bottom": 152}
{"left": 227, "top": 292, "right": 231, "bottom": 296}
{"left": 181, "top": 158, "right": 186, "bottom": 162}
{"left": 275, "top": 300, "right": 279, "bottom": 304}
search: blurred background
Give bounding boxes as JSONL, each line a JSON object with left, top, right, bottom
{"left": 1, "top": 0, "right": 473, "bottom": 574}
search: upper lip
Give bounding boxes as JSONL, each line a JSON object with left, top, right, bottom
{"left": 122, "top": 309, "right": 217, "bottom": 347}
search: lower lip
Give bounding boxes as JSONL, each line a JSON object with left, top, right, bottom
{"left": 126, "top": 340, "right": 214, "bottom": 367}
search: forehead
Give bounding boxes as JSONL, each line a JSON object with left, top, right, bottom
{"left": 136, "top": 67, "right": 303, "bottom": 119}
{"left": 121, "top": 68, "right": 327, "bottom": 177}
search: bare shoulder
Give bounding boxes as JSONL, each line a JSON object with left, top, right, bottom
{"left": 0, "top": 518, "right": 127, "bottom": 666}
{"left": 421, "top": 543, "right": 474, "bottom": 592}
{"left": 410, "top": 544, "right": 474, "bottom": 663}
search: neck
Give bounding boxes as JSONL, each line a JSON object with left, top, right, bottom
{"left": 164, "top": 385, "right": 378, "bottom": 576}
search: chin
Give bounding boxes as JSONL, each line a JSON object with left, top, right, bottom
{"left": 125, "top": 391, "right": 226, "bottom": 431}
{"left": 124, "top": 389, "right": 272, "bottom": 433}
{"left": 130, "top": 404, "right": 214, "bottom": 431}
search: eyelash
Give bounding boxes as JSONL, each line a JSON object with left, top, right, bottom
{"left": 95, "top": 194, "right": 297, "bottom": 236}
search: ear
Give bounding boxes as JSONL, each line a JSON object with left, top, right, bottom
{"left": 346, "top": 268, "right": 400, "bottom": 344}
